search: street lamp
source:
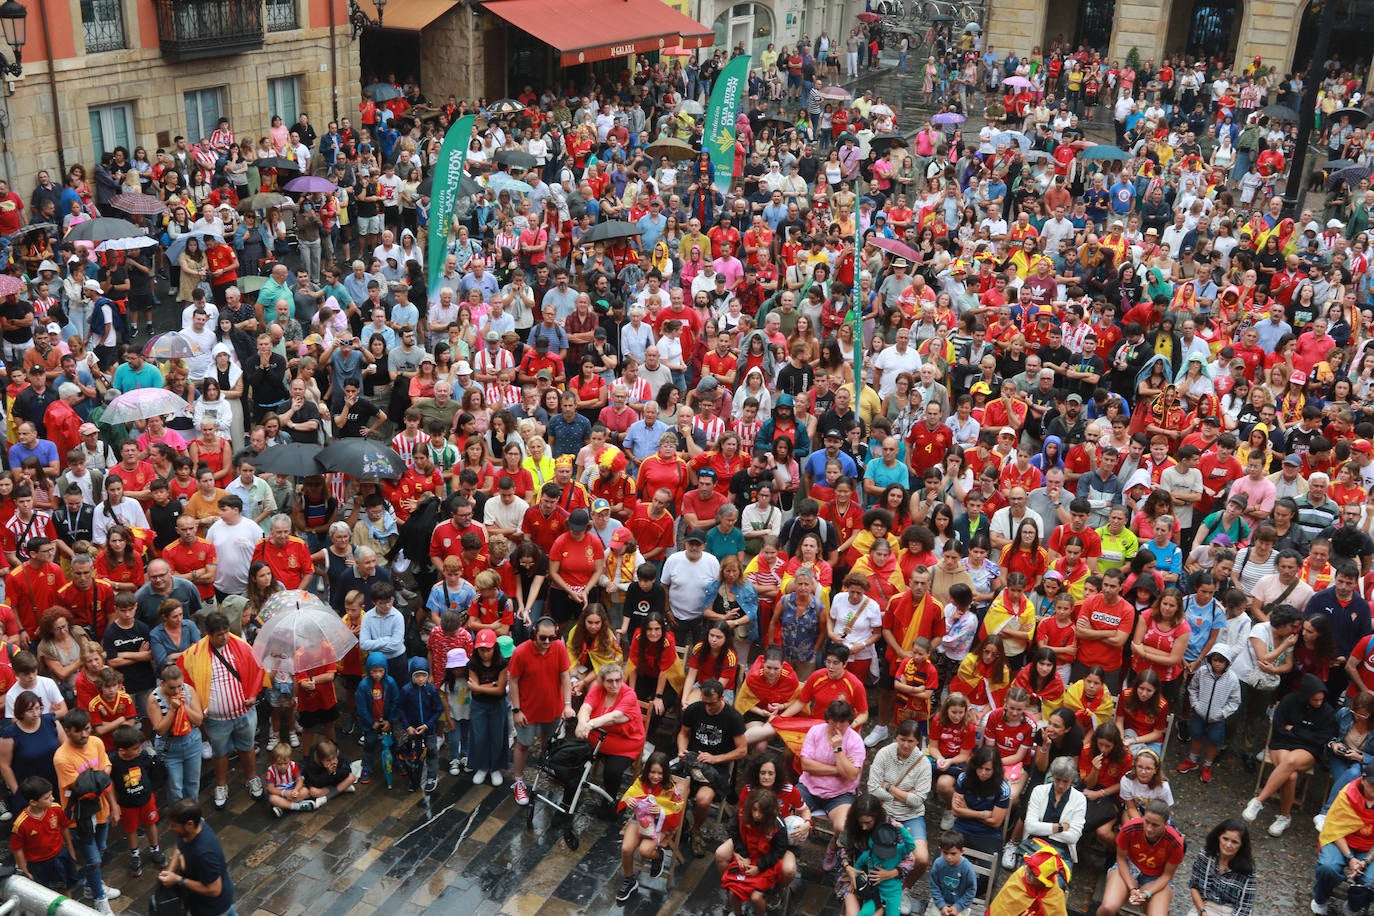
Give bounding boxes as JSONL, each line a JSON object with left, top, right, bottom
{"left": 0, "top": 0, "right": 26, "bottom": 78}
{"left": 347, "top": 0, "right": 385, "bottom": 39}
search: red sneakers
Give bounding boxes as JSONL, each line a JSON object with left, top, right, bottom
{"left": 1177, "top": 758, "right": 1200, "bottom": 774}
{"left": 1201, "top": 764, "right": 1214, "bottom": 783}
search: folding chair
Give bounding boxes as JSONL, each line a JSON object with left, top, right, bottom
{"left": 1254, "top": 716, "right": 1321, "bottom": 810}
{"left": 961, "top": 842, "right": 1004, "bottom": 913}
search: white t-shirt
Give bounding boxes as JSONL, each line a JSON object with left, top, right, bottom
{"left": 873, "top": 345, "right": 922, "bottom": 398}
{"left": 206, "top": 516, "right": 265, "bottom": 594}
{"left": 181, "top": 325, "right": 218, "bottom": 381}
{"left": 93, "top": 497, "right": 148, "bottom": 546}
{"left": 661, "top": 551, "right": 720, "bottom": 622}
{"left": 5, "top": 675, "right": 65, "bottom": 717}
{"left": 829, "top": 593, "right": 883, "bottom": 661}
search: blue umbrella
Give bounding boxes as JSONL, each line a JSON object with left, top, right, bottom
{"left": 489, "top": 174, "right": 536, "bottom": 196}
{"left": 363, "top": 82, "right": 403, "bottom": 102}
{"left": 1080, "top": 144, "right": 1130, "bottom": 161}
{"left": 164, "top": 230, "right": 224, "bottom": 263}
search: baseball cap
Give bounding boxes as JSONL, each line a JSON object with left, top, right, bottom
{"left": 823, "top": 428, "right": 843, "bottom": 440}
{"left": 610, "top": 527, "right": 633, "bottom": 550}
{"left": 1227, "top": 492, "right": 1249, "bottom": 508}
{"left": 78, "top": 423, "right": 98, "bottom": 435}
{"left": 567, "top": 508, "right": 591, "bottom": 531}
{"left": 1289, "top": 370, "right": 1307, "bottom": 385}
{"left": 1065, "top": 393, "right": 1083, "bottom": 404}
{"left": 486, "top": 331, "right": 500, "bottom": 342}
{"left": 536, "top": 368, "right": 553, "bottom": 381}
{"left": 1283, "top": 453, "right": 1303, "bottom": 467}
{"left": 1355, "top": 439, "right": 1374, "bottom": 455}
{"left": 591, "top": 498, "right": 611, "bottom": 514}
{"left": 45, "top": 323, "right": 61, "bottom": 335}
{"left": 83, "top": 279, "right": 103, "bottom": 293}
{"left": 474, "top": 629, "right": 497, "bottom": 649}
{"left": 684, "top": 529, "right": 707, "bottom": 544}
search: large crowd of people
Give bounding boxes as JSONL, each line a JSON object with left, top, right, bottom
{"left": 0, "top": 20, "right": 1371, "bottom": 916}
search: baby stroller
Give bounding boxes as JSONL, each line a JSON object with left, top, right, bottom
{"left": 526, "top": 720, "right": 617, "bottom": 850}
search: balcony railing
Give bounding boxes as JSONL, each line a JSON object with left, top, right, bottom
{"left": 155, "top": 0, "right": 265, "bottom": 61}
{"left": 81, "top": 0, "right": 127, "bottom": 52}
{"left": 265, "top": 0, "right": 298, "bottom": 31}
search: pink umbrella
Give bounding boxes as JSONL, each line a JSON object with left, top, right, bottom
{"left": 0, "top": 274, "right": 25, "bottom": 298}
{"left": 857, "top": 11, "right": 880, "bottom": 21}
{"left": 663, "top": 46, "right": 693, "bottom": 57}
{"left": 869, "top": 238, "right": 921, "bottom": 262}
{"left": 1002, "top": 76, "right": 1033, "bottom": 89}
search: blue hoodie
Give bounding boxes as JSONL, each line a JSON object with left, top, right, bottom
{"left": 397, "top": 657, "right": 442, "bottom": 735}
{"left": 758, "top": 392, "right": 812, "bottom": 458}
{"left": 355, "top": 651, "right": 400, "bottom": 731}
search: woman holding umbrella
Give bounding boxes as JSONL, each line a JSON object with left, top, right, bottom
{"left": 177, "top": 237, "right": 209, "bottom": 306}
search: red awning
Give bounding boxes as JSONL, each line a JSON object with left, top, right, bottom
{"left": 484, "top": 0, "right": 714, "bottom": 66}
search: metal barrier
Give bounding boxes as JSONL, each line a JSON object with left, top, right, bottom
{"left": 0, "top": 867, "right": 102, "bottom": 916}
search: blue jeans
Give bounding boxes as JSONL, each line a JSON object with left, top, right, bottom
{"left": 1322, "top": 757, "right": 1364, "bottom": 814}
{"left": 1315, "top": 843, "right": 1374, "bottom": 909}
{"left": 73, "top": 821, "right": 110, "bottom": 901}
{"left": 159, "top": 730, "right": 203, "bottom": 803}
{"left": 446, "top": 719, "right": 470, "bottom": 763}
{"left": 469, "top": 699, "right": 510, "bottom": 773}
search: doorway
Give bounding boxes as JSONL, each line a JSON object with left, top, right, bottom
{"left": 1290, "top": 0, "right": 1374, "bottom": 76}
{"left": 1073, "top": 0, "right": 1115, "bottom": 52}
{"left": 713, "top": 2, "right": 775, "bottom": 60}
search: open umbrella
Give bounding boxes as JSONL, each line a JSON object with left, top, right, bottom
{"left": 95, "top": 236, "right": 159, "bottom": 253}
{"left": 494, "top": 149, "right": 538, "bottom": 171}
{"left": 101, "top": 388, "right": 190, "bottom": 425}
{"left": 487, "top": 98, "right": 527, "bottom": 115}
{"left": 930, "top": 112, "right": 966, "bottom": 125}
{"left": 363, "top": 82, "right": 403, "bottom": 102}
{"left": 678, "top": 100, "right": 705, "bottom": 116}
{"left": 252, "top": 593, "right": 357, "bottom": 675}
{"left": 646, "top": 138, "right": 697, "bottom": 159}
{"left": 253, "top": 157, "right": 303, "bottom": 172}
{"left": 817, "top": 86, "right": 853, "bottom": 101}
{"left": 929, "top": 13, "right": 955, "bottom": 21}
{"left": 1260, "top": 103, "right": 1299, "bottom": 121}
{"left": 870, "top": 237, "right": 921, "bottom": 262}
{"left": 283, "top": 176, "right": 338, "bottom": 193}
{"left": 1002, "top": 76, "right": 1033, "bottom": 90}
{"left": 251, "top": 442, "right": 326, "bottom": 477}
{"left": 1080, "top": 144, "right": 1130, "bottom": 160}
{"left": 1327, "top": 165, "right": 1374, "bottom": 190}
{"left": 0, "top": 275, "right": 25, "bottom": 298}
{"left": 143, "top": 332, "right": 194, "bottom": 360}
{"left": 318, "top": 438, "right": 406, "bottom": 480}
{"left": 1320, "top": 159, "right": 1360, "bottom": 172}
{"left": 488, "top": 175, "right": 536, "bottom": 196}
{"left": 64, "top": 218, "right": 141, "bottom": 243}
{"left": 869, "top": 103, "right": 894, "bottom": 117}
{"left": 857, "top": 11, "right": 881, "bottom": 22}
{"left": 869, "top": 134, "right": 908, "bottom": 154}
{"left": 110, "top": 192, "right": 167, "bottom": 216}
{"left": 239, "top": 192, "right": 287, "bottom": 213}
{"left": 416, "top": 174, "right": 482, "bottom": 199}
{"left": 9, "top": 223, "right": 55, "bottom": 243}
{"left": 963, "top": 21, "right": 982, "bottom": 32}
{"left": 236, "top": 275, "right": 269, "bottom": 295}
{"left": 581, "top": 220, "right": 643, "bottom": 244}
{"left": 662, "top": 45, "right": 693, "bottom": 57}
{"left": 759, "top": 116, "right": 797, "bottom": 132}
{"left": 993, "top": 130, "right": 1032, "bottom": 151}
{"left": 1334, "top": 107, "right": 1371, "bottom": 127}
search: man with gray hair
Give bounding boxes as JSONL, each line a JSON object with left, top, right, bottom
{"left": 43, "top": 384, "right": 84, "bottom": 463}
{"left": 252, "top": 513, "right": 314, "bottom": 591}
{"left": 330, "top": 545, "right": 391, "bottom": 614}
{"left": 1295, "top": 472, "right": 1341, "bottom": 543}
{"left": 134, "top": 557, "right": 204, "bottom": 630}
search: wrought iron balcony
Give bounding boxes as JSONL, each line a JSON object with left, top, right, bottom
{"left": 155, "top": 0, "right": 264, "bottom": 61}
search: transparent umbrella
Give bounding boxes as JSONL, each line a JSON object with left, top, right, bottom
{"left": 101, "top": 388, "right": 190, "bottom": 425}
{"left": 251, "top": 591, "right": 358, "bottom": 676}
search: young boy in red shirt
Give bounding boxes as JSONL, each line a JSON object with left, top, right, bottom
{"left": 10, "top": 776, "right": 78, "bottom": 890}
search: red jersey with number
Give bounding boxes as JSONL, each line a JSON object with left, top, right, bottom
{"left": 1115, "top": 817, "right": 1184, "bottom": 876}
{"left": 983, "top": 708, "right": 1035, "bottom": 759}
{"left": 928, "top": 717, "right": 977, "bottom": 759}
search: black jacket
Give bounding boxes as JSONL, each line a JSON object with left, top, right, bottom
{"left": 1269, "top": 673, "right": 1337, "bottom": 755}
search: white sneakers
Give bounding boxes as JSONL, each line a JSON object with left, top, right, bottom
{"left": 472, "top": 770, "right": 488, "bottom": 785}
{"left": 449, "top": 759, "right": 462, "bottom": 776}
{"left": 1268, "top": 815, "right": 1291, "bottom": 837}
{"left": 1241, "top": 797, "right": 1262, "bottom": 822}
{"left": 1311, "top": 899, "right": 1328, "bottom": 915}
{"left": 1314, "top": 814, "right": 1327, "bottom": 833}
{"left": 899, "top": 889, "right": 915, "bottom": 915}
{"left": 864, "top": 725, "right": 890, "bottom": 748}
{"left": 247, "top": 777, "right": 264, "bottom": 799}
{"left": 490, "top": 771, "right": 504, "bottom": 787}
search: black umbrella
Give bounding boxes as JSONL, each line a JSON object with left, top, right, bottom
{"left": 318, "top": 438, "right": 406, "bottom": 480}
{"left": 251, "top": 443, "right": 325, "bottom": 477}
{"left": 1327, "top": 165, "right": 1373, "bottom": 190}
{"left": 64, "top": 218, "right": 141, "bottom": 243}
{"left": 580, "top": 220, "right": 643, "bottom": 243}
{"left": 1321, "top": 159, "right": 1360, "bottom": 171}
{"left": 869, "top": 133, "right": 909, "bottom": 154}
{"left": 9, "top": 223, "right": 55, "bottom": 242}
{"left": 494, "top": 150, "right": 538, "bottom": 171}
{"left": 255, "top": 157, "right": 303, "bottom": 172}
{"left": 759, "top": 116, "right": 797, "bottom": 133}
{"left": 1334, "top": 106, "right": 1371, "bottom": 127}
{"left": 1260, "top": 103, "right": 1299, "bottom": 122}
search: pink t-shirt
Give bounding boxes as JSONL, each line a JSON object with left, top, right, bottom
{"left": 798, "top": 722, "right": 865, "bottom": 798}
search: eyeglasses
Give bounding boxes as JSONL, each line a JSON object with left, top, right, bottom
{"left": 536, "top": 634, "right": 556, "bottom": 643}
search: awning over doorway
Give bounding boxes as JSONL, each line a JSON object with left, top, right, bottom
{"left": 484, "top": 0, "right": 714, "bottom": 66}
{"left": 357, "top": 0, "right": 459, "bottom": 31}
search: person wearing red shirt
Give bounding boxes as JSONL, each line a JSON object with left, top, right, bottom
{"left": 7, "top": 539, "right": 65, "bottom": 636}
{"left": 1196, "top": 435, "right": 1242, "bottom": 516}
{"left": 385, "top": 452, "right": 445, "bottom": 523}
{"left": 1269, "top": 256, "right": 1303, "bottom": 307}
{"left": 706, "top": 215, "right": 741, "bottom": 260}
{"left": 881, "top": 567, "right": 943, "bottom": 675}
{"left": 203, "top": 236, "right": 239, "bottom": 306}
{"left": 982, "top": 382, "right": 1028, "bottom": 437}
{"left": 508, "top": 618, "right": 574, "bottom": 805}
{"left": 161, "top": 516, "right": 217, "bottom": 601}
{"left": 1074, "top": 568, "right": 1134, "bottom": 689}
{"left": 251, "top": 516, "right": 315, "bottom": 591}
{"left": 1048, "top": 507, "right": 1104, "bottom": 562}
{"left": 779, "top": 646, "right": 870, "bottom": 725}
{"left": 55, "top": 554, "right": 116, "bottom": 637}
{"left": 680, "top": 470, "right": 731, "bottom": 531}
{"left": 1103, "top": 807, "right": 1185, "bottom": 915}
{"left": 107, "top": 443, "right": 158, "bottom": 507}
{"left": 636, "top": 439, "right": 690, "bottom": 505}
{"left": 627, "top": 491, "right": 677, "bottom": 562}
{"left": 1231, "top": 327, "right": 1264, "bottom": 381}
{"left": 907, "top": 402, "right": 954, "bottom": 475}
{"left": 547, "top": 510, "right": 605, "bottom": 625}
{"left": 982, "top": 694, "right": 1035, "bottom": 793}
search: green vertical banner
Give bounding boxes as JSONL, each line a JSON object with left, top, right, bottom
{"left": 852, "top": 186, "right": 864, "bottom": 396}
{"left": 427, "top": 114, "right": 476, "bottom": 292}
{"left": 703, "top": 55, "right": 751, "bottom": 194}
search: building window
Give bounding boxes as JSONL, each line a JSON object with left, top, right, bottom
{"left": 267, "top": 76, "right": 302, "bottom": 126}
{"left": 265, "top": 0, "right": 298, "bottom": 31}
{"left": 80, "top": 0, "right": 127, "bottom": 53}
{"left": 90, "top": 103, "right": 134, "bottom": 158}
{"left": 185, "top": 87, "right": 225, "bottom": 144}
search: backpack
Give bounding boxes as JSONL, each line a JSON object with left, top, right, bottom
{"left": 65, "top": 766, "right": 112, "bottom": 838}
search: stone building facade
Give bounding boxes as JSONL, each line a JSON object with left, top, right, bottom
{"left": 4, "top": 0, "right": 358, "bottom": 192}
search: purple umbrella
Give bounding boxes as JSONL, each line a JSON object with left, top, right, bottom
{"left": 931, "top": 112, "right": 966, "bottom": 125}
{"left": 283, "top": 176, "right": 338, "bottom": 193}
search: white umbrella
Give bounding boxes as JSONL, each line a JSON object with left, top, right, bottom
{"left": 870, "top": 103, "right": 894, "bottom": 117}
{"left": 95, "top": 236, "right": 159, "bottom": 253}
{"left": 678, "top": 100, "right": 704, "bottom": 116}
{"left": 100, "top": 388, "right": 190, "bottom": 425}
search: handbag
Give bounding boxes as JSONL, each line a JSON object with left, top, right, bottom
{"left": 149, "top": 885, "right": 188, "bottom": 916}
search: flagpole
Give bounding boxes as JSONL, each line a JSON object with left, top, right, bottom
{"left": 852, "top": 180, "right": 864, "bottom": 402}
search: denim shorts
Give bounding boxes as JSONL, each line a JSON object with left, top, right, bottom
{"left": 799, "top": 783, "right": 855, "bottom": 815}
{"left": 203, "top": 708, "right": 258, "bottom": 756}
{"left": 900, "top": 815, "right": 927, "bottom": 842}
{"left": 1189, "top": 713, "right": 1226, "bottom": 747}
{"left": 268, "top": 681, "right": 294, "bottom": 708}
